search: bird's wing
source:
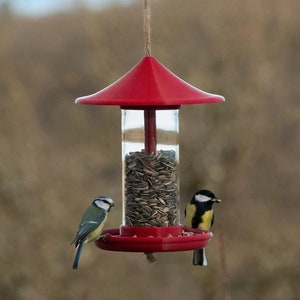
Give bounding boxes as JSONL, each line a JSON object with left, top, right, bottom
{"left": 185, "top": 203, "right": 197, "bottom": 228}
{"left": 71, "top": 207, "right": 106, "bottom": 245}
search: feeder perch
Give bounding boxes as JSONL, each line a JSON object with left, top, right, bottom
{"left": 75, "top": 56, "right": 224, "bottom": 253}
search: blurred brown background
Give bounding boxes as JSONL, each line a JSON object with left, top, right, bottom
{"left": 0, "top": 0, "right": 299, "bottom": 299}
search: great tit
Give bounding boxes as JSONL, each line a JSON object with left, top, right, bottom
{"left": 185, "top": 189, "right": 221, "bottom": 266}
{"left": 71, "top": 195, "right": 114, "bottom": 270}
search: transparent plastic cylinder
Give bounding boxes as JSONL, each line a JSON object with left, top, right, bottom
{"left": 122, "top": 109, "right": 180, "bottom": 227}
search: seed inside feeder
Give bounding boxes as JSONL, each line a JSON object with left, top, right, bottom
{"left": 124, "top": 149, "right": 178, "bottom": 227}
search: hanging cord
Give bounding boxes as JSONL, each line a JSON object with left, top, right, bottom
{"left": 144, "top": 0, "right": 151, "bottom": 56}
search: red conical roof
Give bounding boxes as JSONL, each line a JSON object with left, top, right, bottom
{"left": 75, "top": 56, "right": 224, "bottom": 108}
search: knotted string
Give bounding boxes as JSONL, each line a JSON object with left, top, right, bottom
{"left": 144, "top": 0, "right": 151, "bottom": 56}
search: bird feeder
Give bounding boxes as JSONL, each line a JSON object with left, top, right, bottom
{"left": 75, "top": 56, "right": 224, "bottom": 253}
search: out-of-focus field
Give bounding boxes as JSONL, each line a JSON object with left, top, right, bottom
{"left": 0, "top": 0, "right": 299, "bottom": 299}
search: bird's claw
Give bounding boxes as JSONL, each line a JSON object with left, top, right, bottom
{"left": 99, "top": 233, "right": 111, "bottom": 241}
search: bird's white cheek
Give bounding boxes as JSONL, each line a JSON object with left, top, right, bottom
{"left": 195, "top": 194, "right": 211, "bottom": 202}
{"left": 97, "top": 202, "right": 110, "bottom": 211}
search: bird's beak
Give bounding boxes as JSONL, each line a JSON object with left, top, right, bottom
{"left": 111, "top": 203, "right": 115, "bottom": 207}
{"left": 213, "top": 198, "right": 221, "bottom": 203}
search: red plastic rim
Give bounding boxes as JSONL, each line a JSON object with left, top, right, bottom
{"left": 95, "top": 227, "right": 213, "bottom": 252}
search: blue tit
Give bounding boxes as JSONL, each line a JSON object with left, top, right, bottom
{"left": 185, "top": 189, "right": 221, "bottom": 266}
{"left": 71, "top": 195, "right": 114, "bottom": 270}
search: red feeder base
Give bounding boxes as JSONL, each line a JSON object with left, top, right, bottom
{"left": 95, "top": 226, "right": 213, "bottom": 252}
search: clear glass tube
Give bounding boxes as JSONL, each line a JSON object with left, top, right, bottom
{"left": 122, "top": 109, "right": 180, "bottom": 227}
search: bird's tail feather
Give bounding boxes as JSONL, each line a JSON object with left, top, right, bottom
{"left": 193, "top": 248, "right": 207, "bottom": 266}
{"left": 73, "top": 242, "right": 84, "bottom": 270}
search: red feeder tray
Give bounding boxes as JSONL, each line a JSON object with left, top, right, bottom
{"left": 95, "top": 226, "right": 213, "bottom": 252}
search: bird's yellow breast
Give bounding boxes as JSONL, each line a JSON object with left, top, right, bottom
{"left": 200, "top": 210, "right": 213, "bottom": 230}
{"left": 85, "top": 214, "right": 108, "bottom": 244}
{"left": 185, "top": 203, "right": 214, "bottom": 230}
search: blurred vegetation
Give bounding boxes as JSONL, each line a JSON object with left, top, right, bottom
{"left": 0, "top": 0, "right": 299, "bottom": 299}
